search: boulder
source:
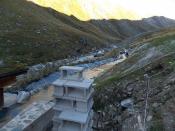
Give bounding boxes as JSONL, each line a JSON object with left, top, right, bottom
{"left": 0, "top": 60, "right": 4, "bottom": 67}
{"left": 121, "top": 98, "right": 133, "bottom": 109}
{"left": 17, "top": 91, "right": 30, "bottom": 104}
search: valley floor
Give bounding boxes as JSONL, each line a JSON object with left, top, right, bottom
{"left": 0, "top": 54, "right": 126, "bottom": 128}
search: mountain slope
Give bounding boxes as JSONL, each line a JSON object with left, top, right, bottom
{"left": 94, "top": 29, "right": 175, "bottom": 130}
{"left": 90, "top": 16, "right": 175, "bottom": 38}
{"left": 1, "top": 0, "right": 175, "bottom": 73}
{"left": 0, "top": 0, "right": 115, "bottom": 73}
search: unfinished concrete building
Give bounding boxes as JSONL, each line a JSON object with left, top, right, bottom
{"left": 52, "top": 66, "right": 94, "bottom": 131}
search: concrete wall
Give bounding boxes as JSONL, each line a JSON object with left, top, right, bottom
{"left": 24, "top": 108, "right": 54, "bottom": 131}
{"left": 55, "top": 86, "right": 64, "bottom": 96}
{"left": 77, "top": 101, "right": 88, "bottom": 112}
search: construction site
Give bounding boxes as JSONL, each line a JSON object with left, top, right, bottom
{"left": 0, "top": 50, "right": 127, "bottom": 131}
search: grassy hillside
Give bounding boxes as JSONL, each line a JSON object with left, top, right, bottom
{"left": 94, "top": 29, "right": 175, "bottom": 130}
{"left": 0, "top": 0, "right": 119, "bottom": 73}
{"left": 1, "top": 0, "right": 175, "bottom": 74}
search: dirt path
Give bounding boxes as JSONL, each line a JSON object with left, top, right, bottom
{"left": 84, "top": 58, "right": 126, "bottom": 79}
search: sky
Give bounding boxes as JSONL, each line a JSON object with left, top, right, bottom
{"left": 30, "top": 0, "right": 175, "bottom": 20}
{"left": 86, "top": 0, "right": 175, "bottom": 19}
{"left": 110, "top": 0, "right": 175, "bottom": 19}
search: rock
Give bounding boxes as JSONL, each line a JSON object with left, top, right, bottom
{"left": 152, "top": 103, "right": 159, "bottom": 108}
{"left": 17, "top": 91, "right": 30, "bottom": 104}
{"left": 16, "top": 74, "right": 27, "bottom": 86}
{"left": 168, "top": 78, "right": 175, "bottom": 85}
{"left": 16, "top": 22, "right": 22, "bottom": 27}
{"left": 45, "top": 62, "right": 54, "bottom": 74}
{"left": 28, "top": 64, "right": 45, "bottom": 80}
{"left": 7, "top": 40, "right": 11, "bottom": 43}
{"left": 0, "top": 59, "right": 4, "bottom": 67}
{"left": 121, "top": 98, "right": 134, "bottom": 109}
{"left": 146, "top": 115, "right": 152, "bottom": 121}
{"left": 164, "top": 85, "right": 170, "bottom": 89}
{"left": 30, "top": 90, "right": 35, "bottom": 95}
{"left": 127, "top": 86, "right": 133, "bottom": 92}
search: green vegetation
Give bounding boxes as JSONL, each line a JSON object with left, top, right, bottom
{"left": 151, "top": 34, "right": 175, "bottom": 46}
{"left": 94, "top": 30, "right": 175, "bottom": 130}
{"left": 1, "top": 0, "right": 175, "bottom": 74}
{"left": 149, "top": 122, "right": 165, "bottom": 131}
{"left": 0, "top": 0, "right": 121, "bottom": 73}
{"left": 149, "top": 108, "right": 165, "bottom": 131}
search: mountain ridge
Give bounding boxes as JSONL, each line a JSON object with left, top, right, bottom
{"left": 28, "top": 0, "right": 140, "bottom": 21}
{"left": 28, "top": 0, "right": 175, "bottom": 21}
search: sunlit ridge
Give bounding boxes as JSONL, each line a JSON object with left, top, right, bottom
{"left": 28, "top": 0, "right": 175, "bottom": 21}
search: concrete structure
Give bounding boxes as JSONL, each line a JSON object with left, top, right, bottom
{"left": 1, "top": 101, "right": 54, "bottom": 131}
{"left": 52, "top": 66, "right": 94, "bottom": 131}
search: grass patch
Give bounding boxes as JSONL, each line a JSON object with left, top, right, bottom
{"left": 151, "top": 34, "right": 175, "bottom": 46}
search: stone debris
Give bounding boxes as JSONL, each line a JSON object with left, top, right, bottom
{"left": 77, "top": 58, "right": 117, "bottom": 69}
{"left": 10, "top": 47, "right": 118, "bottom": 93}
{"left": 14, "top": 57, "right": 118, "bottom": 96}
{"left": 121, "top": 98, "right": 134, "bottom": 109}
{"left": 0, "top": 60, "right": 4, "bottom": 67}
{"left": 17, "top": 91, "right": 30, "bottom": 104}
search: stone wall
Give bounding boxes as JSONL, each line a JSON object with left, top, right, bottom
{"left": 24, "top": 108, "right": 54, "bottom": 131}
{"left": 1, "top": 102, "right": 54, "bottom": 131}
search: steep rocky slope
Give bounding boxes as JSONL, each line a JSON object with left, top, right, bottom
{"left": 1, "top": 0, "right": 175, "bottom": 74}
{"left": 94, "top": 29, "right": 175, "bottom": 131}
